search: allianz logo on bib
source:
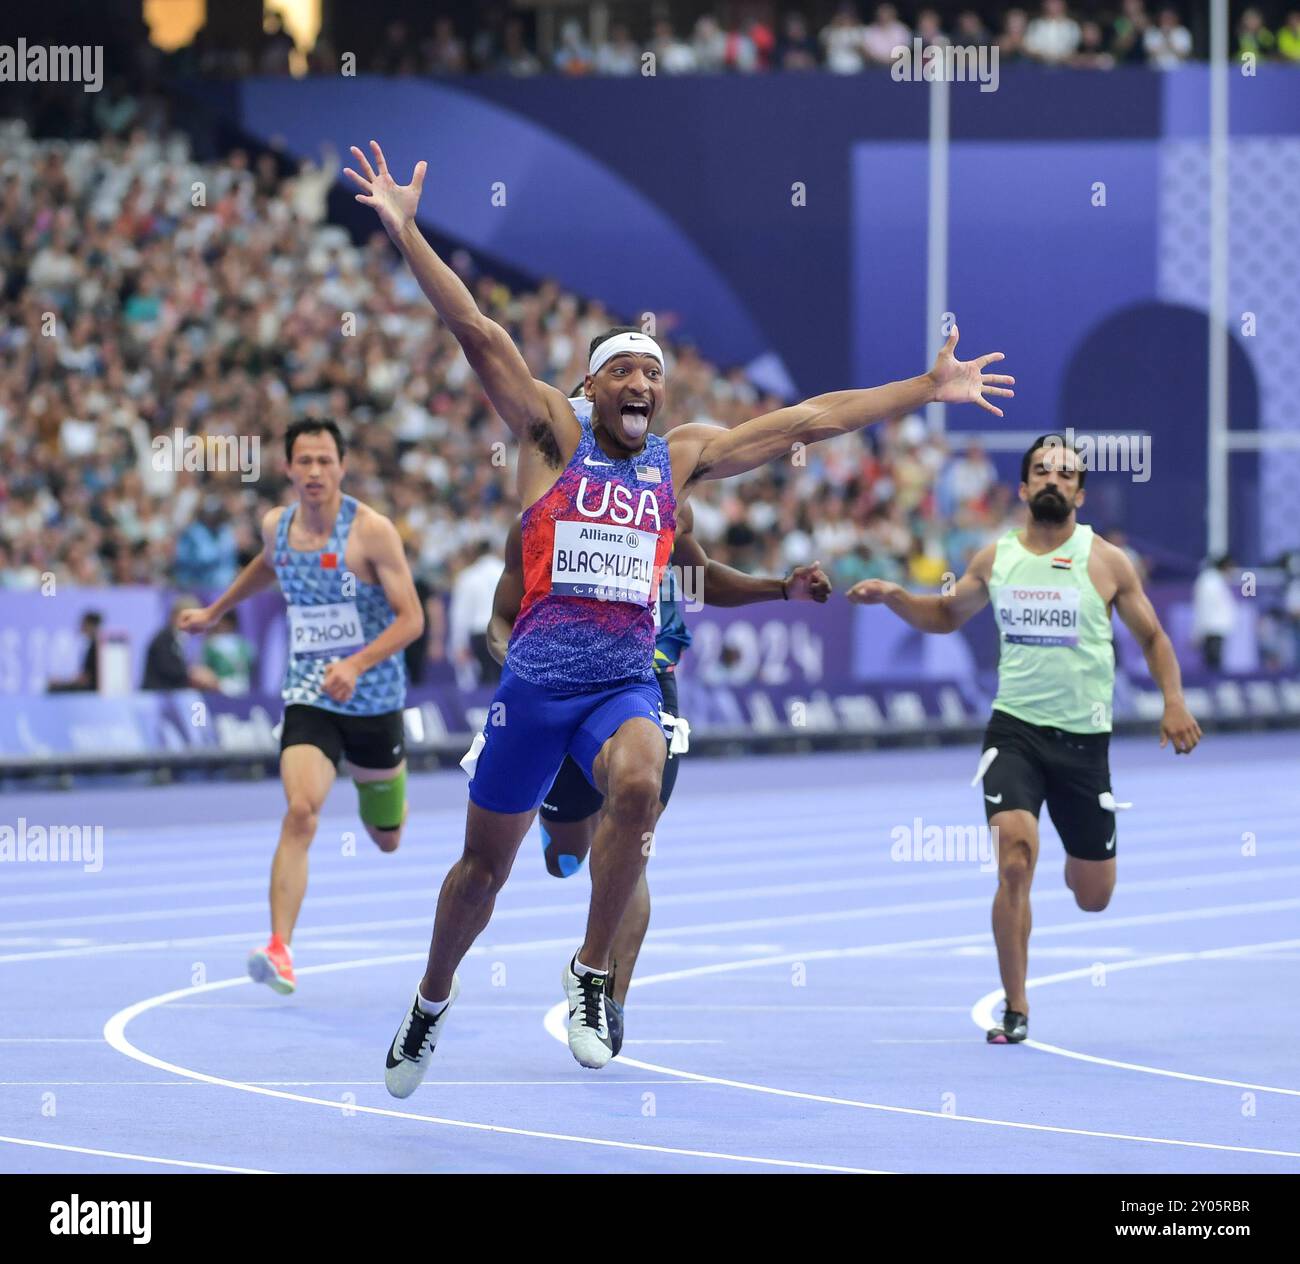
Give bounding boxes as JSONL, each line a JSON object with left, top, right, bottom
{"left": 575, "top": 476, "right": 662, "bottom": 531}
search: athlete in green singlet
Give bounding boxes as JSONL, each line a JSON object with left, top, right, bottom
{"left": 848, "top": 433, "right": 1201, "bottom": 1043}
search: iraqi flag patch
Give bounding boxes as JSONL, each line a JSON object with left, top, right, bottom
{"left": 1051, "top": 556, "right": 1072, "bottom": 570}
{"left": 635, "top": 465, "right": 661, "bottom": 484}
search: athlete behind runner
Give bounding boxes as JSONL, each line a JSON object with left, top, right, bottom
{"left": 179, "top": 419, "right": 424, "bottom": 994}
{"left": 344, "top": 140, "right": 1010, "bottom": 1085}
{"left": 487, "top": 490, "right": 832, "bottom": 1055}
{"left": 847, "top": 433, "right": 1201, "bottom": 1043}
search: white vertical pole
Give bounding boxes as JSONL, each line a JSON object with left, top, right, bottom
{"left": 1207, "top": 0, "right": 1230, "bottom": 557}
{"left": 926, "top": 71, "right": 950, "bottom": 435}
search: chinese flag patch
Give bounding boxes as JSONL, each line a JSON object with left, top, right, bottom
{"left": 320, "top": 552, "right": 338, "bottom": 569}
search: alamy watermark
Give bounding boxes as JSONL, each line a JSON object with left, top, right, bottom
{"left": 1, "top": 819, "right": 103, "bottom": 873}
{"left": 891, "top": 41, "right": 999, "bottom": 93}
{"left": 890, "top": 817, "right": 999, "bottom": 873}
{"left": 0, "top": 41, "right": 103, "bottom": 93}
{"left": 1044, "top": 428, "right": 1151, "bottom": 483}
{"left": 151, "top": 428, "right": 261, "bottom": 482}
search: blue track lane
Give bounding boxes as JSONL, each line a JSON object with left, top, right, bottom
{"left": 2, "top": 732, "right": 1297, "bottom": 1173}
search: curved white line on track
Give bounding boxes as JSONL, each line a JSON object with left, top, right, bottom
{"left": 969, "top": 937, "right": 1300, "bottom": 1096}
{"left": 0, "top": 1134, "right": 270, "bottom": 1173}
{"left": 540, "top": 952, "right": 1300, "bottom": 1161}
{"left": 103, "top": 955, "right": 883, "bottom": 1174}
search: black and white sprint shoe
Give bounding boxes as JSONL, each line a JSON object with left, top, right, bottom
{"left": 562, "top": 955, "right": 614, "bottom": 1069}
{"left": 384, "top": 974, "right": 460, "bottom": 1098}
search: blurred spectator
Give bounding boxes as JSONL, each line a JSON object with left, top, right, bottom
{"left": 693, "top": 15, "right": 730, "bottom": 71}
{"left": 1102, "top": 526, "right": 1147, "bottom": 583}
{"left": 775, "top": 12, "right": 820, "bottom": 69}
{"left": 862, "top": 4, "right": 911, "bottom": 64}
{"left": 143, "top": 597, "right": 220, "bottom": 690}
{"left": 174, "top": 497, "right": 238, "bottom": 590}
{"left": 498, "top": 20, "right": 542, "bottom": 76}
{"left": 1279, "top": 10, "right": 1300, "bottom": 60}
{"left": 652, "top": 20, "right": 699, "bottom": 74}
{"left": 1144, "top": 6, "right": 1193, "bottom": 68}
{"left": 1192, "top": 554, "right": 1237, "bottom": 672}
{"left": 448, "top": 540, "right": 505, "bottom": 685}
{"left": 259, "top": 13, "right": 296, "bottom": 76}
{"left": 1112, "top": 0, "right": 1151, "bottom": 63}
{"left": 915, "top": 9, "right": 950, "bottom": 51}
{"left": 1236, "top": 8, "right": 1277, "bottom": 60}
{"left": 1025, "top": 0, "right": 1081, "bottom": 63}
{"left": 595, "top": 23, "right": 641, "bottom": 76}
{"left": 554, "top": 19, "right": 594, "bottom": 76}
{"left": 425, "top": 18, "right": 468, "bottom": 75}
{"left": 820, "top": 4, "right": 868, "bottom": 74}
{"left": 202, "top": 610, "right": 254, "bottom": 695}
{"left": 998, "top": 8, "right": 1031, "bottom": 60}
{"left": 1071, "top": 20, "right": 1116, "bottom": 67}
{"left": 47, "top": 610, "right": 103, "bottom": 693}
{"left": 955, "top": 10, "right": 993, "bottom": 46}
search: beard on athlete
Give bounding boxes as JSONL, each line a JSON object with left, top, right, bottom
{"left": 1027, "top": 485, "right": 1072, "bottom": 523}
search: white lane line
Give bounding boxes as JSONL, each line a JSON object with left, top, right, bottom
{"left": 8, "top": 888, "right": 1300, "bottom": 972}
{"left": 13, "top": 858, "right": 1300, "bottom": 935}
{"left": 0, "top": 1134, "right": 271, "bottom": 1174}
{"left": 0, "top": 1038, "right": 105, "bottom": 1043}
{"left": 539, "top": 989, "right": 1300, "bottom": 1161}
{"left": 102, "top": 958, "right": 885, "bottom": 1175}
{"left": 969, "top": 938, "right": 1300, "bottom": 1096}
{"left": 0, "top": 1079, "right": 702, "bottom": 1088}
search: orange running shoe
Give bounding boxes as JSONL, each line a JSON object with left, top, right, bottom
{"left": 247, "top": 936, "right": 296, "bottom": 995}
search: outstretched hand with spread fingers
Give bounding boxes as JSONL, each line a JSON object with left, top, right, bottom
{"left": 344, "top": 140, "right": 426, "bottom": 242}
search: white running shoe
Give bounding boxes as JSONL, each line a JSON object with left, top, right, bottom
{"left": 384, "top": 975, "right": 460, "bottom": 1099}
{"left": 562, "top": 956, "right": 614, "bottom": 1069}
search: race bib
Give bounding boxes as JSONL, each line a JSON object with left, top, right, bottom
{"left": 995, "top": 585, "right": 1080, "bottom": 647}
{"left": 287, "top": 601, "right": 365, "bottom": 659}
{"left": 551, "top": 519, "right": 658, "bottom": 605}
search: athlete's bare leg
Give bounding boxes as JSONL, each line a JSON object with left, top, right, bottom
{"left": 990, "top": 808, "right": 1039, "bottom": 1015}
{"left": 544, "top": 804, "right": 656, "bottom": 1003}
{"left": 419, "top": 801, "right": 535, "bottom": 1001}
{"left": 542, "top": 817, "right": 595, "bottom": 878}
{"left": 581, "top": 717, "right": 666, "bottom": 971}
{"left": 348, "top": 757, "right": 408, "bottom": 853}
{"left": 273, "top": 744, "right": 337, "bottom": 943}
{"left": 1064, "top": 854, "right": 1115, "bottom": 912}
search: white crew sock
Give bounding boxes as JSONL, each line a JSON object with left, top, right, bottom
{"left": 416, "top": 990, "right": 449, "bottom": 1016}
{"left": 573, "top": 955, "right": 606, "bottom": 978}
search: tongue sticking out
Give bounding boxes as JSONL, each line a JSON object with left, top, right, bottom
{"left": 620, "top": 409, "right": 649, "bottom": 442}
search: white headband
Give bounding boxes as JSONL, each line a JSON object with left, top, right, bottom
{"left": 588, "top": 331, "right": 665, "bottom": 379}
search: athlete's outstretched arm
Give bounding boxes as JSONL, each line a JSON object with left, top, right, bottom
{"left": 847, "top": 542, "right": 995, "bottom": 632}
{"left": 178, "top": 509, "right": 281, "bottom": 634}
{"left": 669, "top": 326, "right": 1013, "bottom": 486}
{"left": 672, "top": 507, "right": 831, "bottom": 606}
{"left": 486, "top": 520, "right": 524, "bottom": 666}
{"left": 344, "top": 141, "right": 546, "bottom": 437}
{"left": 1109, "top": 543, "right": 1202, "bottom": 754}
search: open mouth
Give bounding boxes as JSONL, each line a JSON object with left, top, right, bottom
{"left": 619, "top": 399, "right": 651, "bottom": 436}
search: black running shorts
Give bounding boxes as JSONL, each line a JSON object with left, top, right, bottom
{"left": 280, "top": 704, "right": 406, "bottom": 771}
{"left": 979, "top": 708, "right": 1118, "bottom": 861}
{"left": 539, "top": 671, "right": 680, "bottom": 823}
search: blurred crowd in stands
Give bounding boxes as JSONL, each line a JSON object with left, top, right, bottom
{"left": 4, "top": 72, "right": 1298, "bottom": 691}
{"left": 209, "top": 2, "right": 1300, "bottom": 79}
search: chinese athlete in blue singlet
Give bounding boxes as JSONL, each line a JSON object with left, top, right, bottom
{"left": 180, "top": 419, "right": 425, "bottom": 996}
{"left": 345, "top": 138, "right": 1013, "bottom": 1085}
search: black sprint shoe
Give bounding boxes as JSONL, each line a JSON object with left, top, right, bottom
{"left": 986, "top": 1005, "right": 1029, "bottom": 1044}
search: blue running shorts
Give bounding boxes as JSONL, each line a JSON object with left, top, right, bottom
{"left": 462, "top": 665, "right": 666, "bottom": 814}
